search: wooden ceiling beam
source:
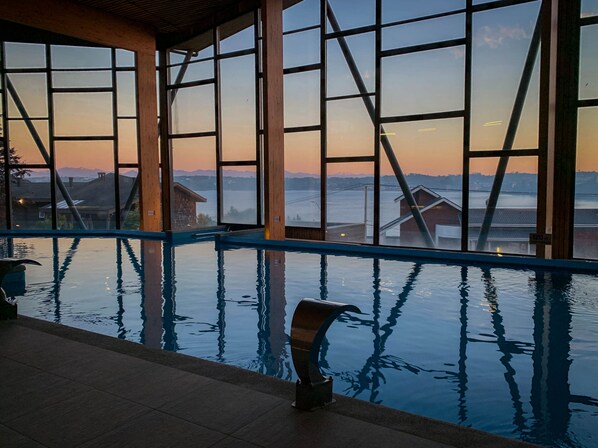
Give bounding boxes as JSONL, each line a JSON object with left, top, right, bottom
{"left": 0, "top": 0, "right": 156, "bottom": 53}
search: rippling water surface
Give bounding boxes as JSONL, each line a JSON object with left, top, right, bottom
{"left": 2, "top": 237, "right": 597, "bottom": 448}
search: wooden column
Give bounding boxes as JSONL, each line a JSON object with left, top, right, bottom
{"left": 542, "top": 0, "right": 580, "bottom": 259}
{"left": 262, "top": 0, "right": 285, "bottom": 240}
{"left": 136, "top": 50, "right": 162, "bottom": 232}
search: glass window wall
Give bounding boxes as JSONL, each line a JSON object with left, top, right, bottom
{"left": 1, "top": 42, "right": 139, "bottom": 230}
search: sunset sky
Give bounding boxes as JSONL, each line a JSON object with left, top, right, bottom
{"left": 3, "top": 0, "right": 597, "bottom": 178}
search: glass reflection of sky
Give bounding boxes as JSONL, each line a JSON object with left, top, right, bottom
{"left": 4, "top": 236, "right": 598, "bottom": 448}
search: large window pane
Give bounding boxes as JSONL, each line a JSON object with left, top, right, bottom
{"left": 327, "top": 0, "right": 375, "bottom": 30}
{"left": 382, "top": 14, "right": 465, "bottom": 51}
{"left": 8, "top": 120, "right": 49, "bottom": 165}
{"left": 327, "top": 33, "right": 375, "bottom": 97}
{"left": 221, "top": 55, "right": 256, "bottom": 161}
{"left": 3, "top": 43, "right": 46, "bottom": 69}
{"left": 471, "top": 2, "right": 541, "bottom": 151}
{"left": 172, "top": 137, "right": 217, "bottom": 230}
{"left": 55, "top": 141, "right": 115, "bottom": 230}
{"left": 170, "top": 84, "right": 215, "bottom": 135}
{"left": 382, "top": 0, "right": 465, "bottom": 23}
{"left": 327, "top": 98, "right": 374, "bottom": 157}
{"left": 284, "top": 29, "right": 319, "bottom": 69}
{"left": 119, "top": 169, "right": 139, "bottom": 230}
{"left": 7, "top": 74, "right": 48, "bottom": 118}
{"left": 169, "top": 60, "right": 213, "bottom": 85}
{"left": 285, "top": 132, "right": 321, "bottom": 227}
{"left": 380, "top": 119, "right": 463, "bottom": 250}
{"left": 284, "top": 0, "right": 319, "bottom": 32}
{"left": 51, "top": 45, "right": 111, "bottom": 69}
{"left": 222, "top": 166, "right": 257, "bottom": 224}
{"left": 116, "top": 72, "right": 137, "bottom": 117}
{"left": 118, "top": 119, "right": 138, "bottom": 164}
{"left": 580, "top": 25, "right": 598, "bottom": 100}
{"left": 381, "top": 47, "right": 465, "bottom": 117}
{"left": 116, "top": 49, "right": 135, "bottom": 67}
{"left": 53, "top": 71, "right": 112, "bottom": 88}
{"left": 575, "top": 107, "right": 598, "bottom": 259}
{"left": 219, "top": 13, "right": 255, "bottom": 54}
{"left": 327, "top": 162, "right": 374, "bottom": 243}
{"left": 582, "top": 0, "right": 598, "bottom": 17}
{"left": 468, "top": 156, "right": 538, "bottom": 256}
{"left": 54, "top": 93, "right": 113, "bottom": 136}
{"left": 10, "top": 169, "right": 51, "bottom": 230}
{"left": 284, "top": 70, "right": 320, "bottom": 128}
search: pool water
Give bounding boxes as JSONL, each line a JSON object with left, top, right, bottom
{"left": 2, "top": 237, "right": 597, "bottom": 447}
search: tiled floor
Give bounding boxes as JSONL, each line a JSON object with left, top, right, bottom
{"left": 0, "top": 319, "right": 537, "bottom": 448}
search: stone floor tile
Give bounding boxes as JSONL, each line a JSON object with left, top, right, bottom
{"left": 0, "top": 326, "right": 65, "bottom": 357}
{"left": 6, "top": 389, "right": 149, "bottom": 448}
{"left": 0, "top": 423, "right": 46, "bottom": 448}
{"left": 80, "top": 410, "right": 226, "bottom": 448}
{"left": 0, "top": 370, "right": 90, "bottom": 422}
{"left": 7, "top": 337, "right": 109, "bottom": 372}
{"left": 233, "top": 402, "right": 454, "bottom": 448}
{"left": 210, "top": 436, "right": 263, "bottom": 448}
{"left": 103, "top": 364, "right": 216, "bottom": 409}
{"left": 0, "top": 356, "right": 42, "bottom": 381}
{"left": 47, "top": 349, "right": 157, "bottom": 389}
{"left": 160, "top": 380, "right": 284, "bottom": 434}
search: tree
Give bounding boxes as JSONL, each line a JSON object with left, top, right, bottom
{"left": 0, "top": 119, "right": 31, "bottom": 182}
{"left": 1, "top": 118, "right": 31, "bottom": 225}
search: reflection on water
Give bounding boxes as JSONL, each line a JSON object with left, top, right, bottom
{"left": 2, "top": 237, "right": 598, "bottom": 448}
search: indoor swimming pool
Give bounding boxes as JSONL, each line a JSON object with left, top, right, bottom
{"left": 1, "top": 236, "right": 597, "bottom": 448}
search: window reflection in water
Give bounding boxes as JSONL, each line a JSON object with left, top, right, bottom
{"left": 3, "top": 237, "right": 597, "bottom": 447}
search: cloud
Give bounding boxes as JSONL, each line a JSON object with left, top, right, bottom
{"left": 476, "top": 25, "right": 530, "bottom": 48}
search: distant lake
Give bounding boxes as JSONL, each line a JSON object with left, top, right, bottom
{"left": 194, "top": 189, "right": 549, "bottom": 226}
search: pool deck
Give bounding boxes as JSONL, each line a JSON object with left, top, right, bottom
{"left": 0, "top": 316, "right": 538, "bottom": 448}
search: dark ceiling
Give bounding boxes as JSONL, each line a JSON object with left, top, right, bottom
{"left": 2, "top": 0, "right": 299, "bottom": 50}
{"left": 70, "top": 0, "right": 262, "bottom": 48}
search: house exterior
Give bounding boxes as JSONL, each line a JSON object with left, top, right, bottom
{"left": 382, "top": 186, "right": 598, "bottom": 255}
{"left": 381, "top": 186, "right": 462, "bottom": 249}
{"left": 172, "top": 182, "right": 208, "bottom": 229}
{"left": 10, "top": 174, "right": 206, "bottom": 230}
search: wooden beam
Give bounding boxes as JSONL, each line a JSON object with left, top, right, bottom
{"left": 544, "top": 0, "right": 580, "bottom": 259}
{"left": 136, "top": 50, "right": 162, "bottom": 232}
{"left": 0, "top": 0, "right": 155, "bottom": 53}
{"left": 262, "top": 0, "right": 285, "bottom": 240}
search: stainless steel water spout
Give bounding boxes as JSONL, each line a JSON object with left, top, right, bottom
{"left": 290, "top": 298, "right": 361, "bottom": 411}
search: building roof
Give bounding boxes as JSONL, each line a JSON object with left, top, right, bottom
{"left": 394, "top": 185, "right": 441, "bottom": 204}
{"left": 381, "top": 196, "right": 461, "bottom": 233}
{"left": 174, "top": 182, "right": 207, "bottom": 203}
{"left": 15, "top": 173, "right": 206, "bottom": 213}
{"left": 11, "top": 178, "right": 51, "bottom": 201}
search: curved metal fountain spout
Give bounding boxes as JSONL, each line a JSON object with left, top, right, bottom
{"left": 290, "top": 298, "right": 361, "bottom": 411}
{"left": 0, "top": 258, "right": 42, "bottom": 320}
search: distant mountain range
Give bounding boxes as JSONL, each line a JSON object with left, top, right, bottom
{"left": 25, "top": 168, "right": 598, "bottom": 195}
{"left": 27, "top": 168, "right": 316, "bottom": 179}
